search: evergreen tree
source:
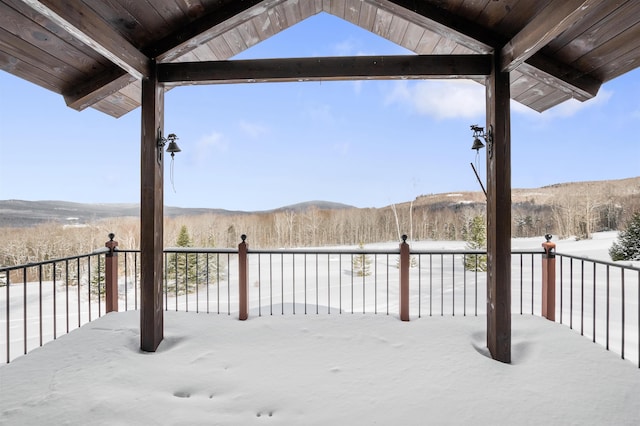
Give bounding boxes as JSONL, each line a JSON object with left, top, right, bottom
{"left": 352, "top": 242, "right": 372, "bottom": 277}
{"left": 463, "top": 215, "right": 487, "bottom": 271}
{"left": 198, "top": 233, "right": 227, "bottom": 285}
{"left": 90, "top": 255, "right": 105, "bottom": 297}
{"left": 609, "top": 212, "right": 640, "bottom": 261}
{"left": 167, "top": 225, "right": 198, "bottom": 295}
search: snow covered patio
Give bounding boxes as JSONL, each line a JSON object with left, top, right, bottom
{"left": 1, "top": 310, "right": 638, "bottom": 425}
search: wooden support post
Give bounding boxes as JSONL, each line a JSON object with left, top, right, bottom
{"left": 140, "top": 59, "right": 165, "bottom": 352}
{"left": 486, "top": 52, "right": 512, "bottom": 363}
{"left": 105, "top": 233, "right": 118, "bottom": 313}
{"left": 399, "top": 234, "right": 410, "bottom": 321}
{"left": 238, "top": 234, "right": 248, "bottom": 320}
{"left": 541, "top": 235, "right": 557, "bottom": 321}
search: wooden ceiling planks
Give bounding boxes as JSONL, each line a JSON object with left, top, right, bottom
{"left": 546, "top": 1, "right": 640, "bottom": 77}
{"left": 574, "top": 20, "right": 640, "bottom": 79}
{"left": 300, "top": 0, "right": 323, "bottom": 18}
{"left": 0, "top": 2, "right": 102, "bottom": 83}
{"left": 357, "top": 1, "right": 378, "bottom": 32}
{"left": 528, "top": 89, "right": 573, "bottom": 113}
{"left": 3, "top": 0, "right": 640, "bottom": 118}
{"left": 399, "top": 21, "right": 426, "bottom": 52}
{"left": 84, "top": 0, "right": 156, "bottom": 47}
{"left": 250, "top": 7, "right": 278, "bottom": 41}
{"left": 592, "top": 38, "right": 640, "bottom": 82}
{"left": 414, "top": 28, "right": 441, "bottom": 55}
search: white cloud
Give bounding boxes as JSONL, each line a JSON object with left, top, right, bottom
{"left": 385, "top": 80, "right": 485, "bottom": 120}
{"left": 193, "top": 131, "right": 227, "bottom": 164}
{"left": 303, "top": 103, "right": 335, "bottom": 124}
{"left": 351, "top": 80, "right": 363, "bottom": 94}
{"left": 334, "top": 38, "right": 359, "bottom": 56}
{"left": 385, "top": 80, "right": 614, "bottom": 122}
{"left": 545, "top": 89, "right": 612, "bottom": 118}
{"left": 198, "top": 131, "right": 227, "bottom": 151}
{"left": 239, "top": 120, "right": 269, "bottom": 138}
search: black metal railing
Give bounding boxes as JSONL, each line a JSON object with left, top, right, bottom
{"left": 2, "top": 244, "right": 638, "bottom": 367}
{"left": 556, "top": 252, "right": 640, "bottom": 366}
{"left": 1, "top": 250, "right": 108, "bottom": 363}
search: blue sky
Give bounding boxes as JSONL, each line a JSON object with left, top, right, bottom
{"left": 0, "top": 13, "right": 638, "bottom": 212}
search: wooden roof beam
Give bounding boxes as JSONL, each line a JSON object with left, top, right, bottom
{"left": 381, "top": 0, "right": 601, "bottom": 101}
{"left": 157, "top": 55, "right": 492, "bottom": 84}
{"left": 522, "top": 55, "right": 600, "bottom": 101}
{"left": 19, "top": 0, "right": 150, "bottom": 79}
{"left": 61, "top": 0, "right": 281, "bottom": 111}
{"left": 63, "top": 71, "right": 137, "bottom": 112}
{"left": 151, "top": 0, "right": 289, "bottom": 63}
{"left": 373, "top": 0, "right": 498, "bottom": 53}
{"left": 500, "top": 0, "right": 600, "bottom": 72}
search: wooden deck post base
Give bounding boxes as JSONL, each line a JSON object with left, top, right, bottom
{"left": 399, "top": 235, "right": 410, "bottom": 321}
{"left": 105, "top": 233, "right": 119, "bottom": 313}
{"left": 238, "top": 235, "right": 248, "bottom": 320}
{"left": 541, "top": 236, "right": 557, "bottom": 321}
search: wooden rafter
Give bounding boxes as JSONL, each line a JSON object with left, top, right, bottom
{"left": 521, "top": 56, "right": 600, "bottom": 101}
{"left": 22, "top": 0, "right": 609, "bottom": 114}
{"left": 59, "top": 0, "right": 285, "bottom": 111}
{"left": 150, "top": 0, "right": 287, "bottom": 62}
{"left": 500, "top": 0, "right": 601, "bottom": 72}
{"left": 157, "top": 54, "right": 493, "bottom": 84}
{"left": 64, "top": 71, "right": 136, "bottom": 111}
{"left": 382, "top": 0, "right": 602, "bottom": 100}
{"left": 18, "top": 0, "right": 150, "bottom": 79}
{"left": 374, "top": 0, "right": 498, "bottom": 53}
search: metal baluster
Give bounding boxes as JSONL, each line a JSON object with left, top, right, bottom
{"left": 606, "top": 265, "right": 610, "bottom": 350}
{"left": 580, "top": 261, "right": 585, "bottom": 336}
{"left": 621, "top": 268, "right": 625, "bottom": 360}
{"left": 76, "top": 258, "right": 81, "bottom": 327}
{"left": 38, "top": 264, "right": 43, "bottom": 347}
{"left": 23, "top": 266, "right": 27, "bottom": 355}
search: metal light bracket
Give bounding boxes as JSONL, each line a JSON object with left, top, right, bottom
{"left": 157, "top": 129, "right": 180, "bottom": 164}
{"left": 470, "top": 124, "right": 494, "bottom": 159}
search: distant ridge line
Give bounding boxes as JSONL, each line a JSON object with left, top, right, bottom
{"left": 1, "top": 177, "right": 638, "bottom": 228}
{"left": 0, "top": 199, "right": 355, "bottom": 228}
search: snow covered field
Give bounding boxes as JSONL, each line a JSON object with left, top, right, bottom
{"left": 1, "top": 233, "right": 639, "bottom": 424}
{"left": 1, "top": 311, "right": 639, "bottom": 425}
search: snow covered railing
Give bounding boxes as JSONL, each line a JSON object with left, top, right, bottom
{"left": 2, "top": 234, "right": 638, "bottom": 367}
{"left": 1, "top": 250, "right": 110, "bottom": 363}
{"left": 554, "top": 251, "right": 640, "bottom": 367}
{"left": 0, "top": 234, "right": 532, "bottom": 363}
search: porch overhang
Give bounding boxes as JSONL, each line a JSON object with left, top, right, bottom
{"left": 4, "top": 0, "right": 640, "bottom": 363}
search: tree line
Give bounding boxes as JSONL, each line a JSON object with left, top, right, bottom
{"left": 1, "top": 186, "right": 638, "bottom": 268}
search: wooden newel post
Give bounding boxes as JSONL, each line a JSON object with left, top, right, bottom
{"left": 399, "top": 234, "right": 410, "bottom": 321}
{"left": 105, "top": 233, "right": 119, "bottom": 313}
{"left": 238, "top": 234, "right": 248, "bottom": 320}
{"left": 541, "top": 234, "right": 556, "bottom": 321}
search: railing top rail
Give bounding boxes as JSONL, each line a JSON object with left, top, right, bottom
{"left": 114, "top": 248, "right": 544, "bottom": 255}
{"left": 162, "top": 247, "right": 238, "bottom": 254}
{"left": 0, "top": 252, "right": 101, "bottom": 273}
{"left": 556, "top": 251, "right": 640, "bottom": 272}
{"left": 511, "top": 249, "right": 544, "bottom": 255}
{"left": 1, "top": 247, "right": 548, "bottom": 273}
{"left": 247, "top": 248, "right": 401, "bottom": 255}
